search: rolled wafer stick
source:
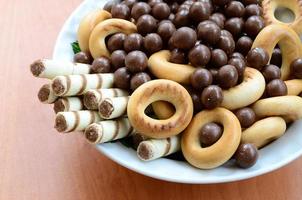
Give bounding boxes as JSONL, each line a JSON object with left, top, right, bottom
{"left": 83, "top": 88, "right": 129, "bottom": 110}
{"left": 37, "top": 84, "right": 58, "bottom": 104}
{"left": 53, "top": 97, "right": 84, "bottom": 113}
{"left": 132, "top": 133, "right": 149, "bottom": 149}
{"left": 84, "top": 117, "right": 135, "bottom": 143}
{"left": 51, "top": 73, "right": 114, "bottom": 96}
{"left": 98, "top": 96, "right": 129, "bottom": 119}
{"left": 30, "top": 59, "right": 91, "bottom": 79}
{"left": 137, "top": 135, "right": 181, "bottom": 161}
{"left": 55, "top": 111, "right": 101, "bottom": 133}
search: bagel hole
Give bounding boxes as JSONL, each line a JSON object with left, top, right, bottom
{"left": 199, "top": 122, "right": 224, "bottom": 148}
{"left": 274, "top": 7, "right": 295, "bottom": 23}
{"left": 146, "top": 101, "right": 176, "bottom": 120}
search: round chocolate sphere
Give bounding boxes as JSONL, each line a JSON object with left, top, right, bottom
{"left": 114, "top": 67, "right": 131, "bottom": 89}
{"left": 218, "top": 65, "right": 238, "bottom": 89}
{"left": 190, "top": 68, "right": 213, "bottom": 91}
{"left": 209, "top": 12, "right": 225, "bottom": 29}
{"left": 91, "top": 57, "right": 111, "bottom": 73}
{"left": 266, "top": 79, "right": 288, "bottom": 97}
{"left": 245, "top": 4, "right": 262, "bottom": 17}
{"left": 212, "top": 0, "right": 231, "bottom": 6}
{"left": 130, "top": 72, "right": 151, "bottom": 90}
{"left": 111, "top": 50, "right": 126, "bottom": 70}
{"left": 291, "top": 58, "right": 302, "bottom": 79}
{"left": 244, "top": 15, "right": 265, "bottom": 38}
{"left": 131, "top": 2, "right": 151, "bottom": 20}
{"left": 189, "top": 2, "right": 211, "bottom": 22}
{"left": 143, "top": 33, "right": 163, "bottom": 53}
{"left": 201, "top": 85, "right": 223, "bottom": 109}
{"left": 197, "top": 21, "right": 221, "bottom": 45}
{"left": 74, "top": 52, "right": 92, "bottom": 64}
{"left": 224, "top": 17, "right": 244, "bottom": 37}
{"left": 136, "top": 14, "right": 157, "bottom": 35}
{"left": 188, "top": 44, "right": 211, "bottom": 67}
{"left": 111, "top": 4, "right": 130, "bottom": 19}
{"left": 262, "top": 64, "right": 281, "bottom": 82}
{"left": 210, "top": 49, "right": 228, "bottom": 67}
{"left": 189, "top": 90, "right": 203, "bottom": 112}
{"left": 236, "top": 36, "right": 253, "bottom": 56}
{"left": 107, "top": 33, "right": 126, "bottom": 52}
{"left": 247, "top": 47, "right": 269, "bottom": 70}
{"left": 171, "top": 27, "right": 197, "bottom": 50}
{"left": 225, "top": 1, "right": 245, "bottom": 18}
{"left": 148, "top": 0, "right": 163, "bottom": 7}
{"left": 270, "top": 48, "right": 282, "bottom": 67}
{"left": 123, "top": 33, "right": 143, "bottom": 52}
{"left": 231, "top": 52, "right": 245, "bottom": 60}
{"left": 217, "top": 35, "right": 235, "bottom": 56}
{"left": 234, "top": 143, "right": 258, "bottom": 168}
{"left": 170, "top": 48, "right": 187, "bottom": 64}
{"left": 152, "top": 2, "right": 171, "bottom": 19}
{"left": 228, "top": 57, "right": 246, "bottom": 78}
{"left": 157, "top": 21, "right": 176, "bottom": 41}
{"left": 103, "top": 0, "right": 120, "bottom": 13}
{"left": 200, "top": 122, "right": 223, "bottom": 147}
{"left": 125, "top": 51, "right": 148, "bottom": 73}
{"left": 235, "top": 107, "right": 256, "bottom": 128}
{"left": 173, "top": 9, "right": 190, "bottom": 27}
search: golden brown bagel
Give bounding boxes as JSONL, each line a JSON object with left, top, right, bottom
{"left": 89, "top": 19, "right": 137, "bottom": 58}
{"left": 285, "top": 79, "right": 302, "bottom": 95}
{"left": 152, "top": 101, "right": 175, "bottom": 119}
{"left": 77, "top": 10, "right": 112, "bottom": 53}
{"left": 252, "top": 24, "right": 302, "bottom": 80}
{"left": 182, "top": 108, "right": 241, "bottom": 169}
{"left": 262, "top": 0, "right": 302, "bottom": 34}
{"left": 127, "top": 79, "right": 193, "bottom": 139}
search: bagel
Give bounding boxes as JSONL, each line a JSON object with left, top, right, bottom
{"left": 285, "top": 79, "right": 302, "bottom": 95}
{"left": 89, "top": 19, "right": 137, "bottom": 58}
{"left": 127, "top": 79, "right": 193, "bottom": 139}
{"left": 252, "top": 24, "right": 302, "bottom": 80}
{"left": 252, "top": 96, "right": 302, "bottom": 121}
{"left": 262, "top": 0, "right": 302, "bottom": 34}
{"left": 241, "top": 117, "right": 286, "bottom": 148}
{"left": 77, "top": 10, "right": 112, "bottom": 53}
{"left": 152, "top": 101, "right": 175, "bottom": 119}
{"left": 182, "top": 108, "right": 241, "bottom": 169}
{"left": 148, "top": 50, "right": 196, "bottom": 84}
{"left": 221, "top": 67, "right": 265, "bottom": 110}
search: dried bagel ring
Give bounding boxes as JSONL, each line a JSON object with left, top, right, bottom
{"left": 252, "top": 24, "right": 302, "bottom": 80}
{"left": 127, "top": 79, "right": 193, "bottom": 139}
{"left": 262, "top": 0, "right": 302, "bottom": 34}
{"left": 285, "top": 79, "right": 302, "bottom": 95}
{"left": 222, "top": 67, "right": 265, "bottom": 110}
{"left": 242, "top": 117, "right": 286, "bottom": 148}
{"left": 148, "top": 50, "right": 196, "bottom": 84}
{"left": 77, "top": 10, "right": 112, "bottom": 53}
{"left": 252, "top": 96, "right": 302, "bottom": 121}
{"left": 89, "top": 19, "right": 137, "bottom": 58}
{"left": 182, "top": 108, "right": 241, "bottom": 169}
{"left": 152, "top": 101, "right": 175, "bottom": 119}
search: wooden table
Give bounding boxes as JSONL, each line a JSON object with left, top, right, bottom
{"left": 1, "top": 1, "right": 302, "bottom": 199}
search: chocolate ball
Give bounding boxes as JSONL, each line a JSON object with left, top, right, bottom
{"left": 201, "top": 85, "right": 223, "bottom": 109}
{"left": 111, "top": 50, "right": 126, "bottom": 69}
{"left": 148, "top": 0, "right": 163, "bottom": 7}
{"left": 262, "top": 64, "right": 281, "bottom": 82}
{"left": 125, "top": 51, "right": 148, "bottom": 73}
{"left": 131, "top": 2, "right": 151, "bottom": 20}
{"left": 103, "top": 0, "right": 120, "bottom": 12}
{"left": 123, "top": 33, "right": 143, "bottom": 52}
{"left": 171, "top": 27, "right": 197, "bottom": 50}
{"left": 199, "top": 0, "right": 214, "bottom": 12}
{"left": 189, "top": 90, "right": 203, "bottom": 112}
{"left": 247, "top": 47, "right": 269, "bottom": 70}
{"left": 235, "top": 108, "right": 256, "bottom": 128}
{"left": 111, "top": 4, "right": 130, "bottom": 19}
{"left": 157, "top": 21, "right": 176, "bottom": 41}
{"left": 173, "top": 9, "right": 190, "bottom": 27}
{"left": 170, "top": 48, "right": 187, "bottom": 64}
{"left": 123, "top": 0, "right": 137, "bottom": 9}
{"left": 189, "top": 2, "right": 211, "bottom": 22}
{"left": 197, "top": 21, "right": 221, "bottom": 45}
{"left": 271, "top": 48, "right": 282, "bottom": 67}
{"left": 212, "top": 0, "right": 230, "bottom": 6}
{"left": 152, "top": 3, "right": 171, "bottom": 19}
{"left": 189, "top": 44, "right": 211, "bottom": 67}
{"left": 220, "top": 29, "right": 233, "bottom": 38}
{"left": 217, "top": 35, "right": 235, "bottom": 56}
{"left": 235, "top": 143, "right": 258, "bottom": 168}
{"left": 136, "top": 14, "right": 157, "bottom": 35}
{"left": 228, "top": 57, "right": 246, "bottom": 78}
{"left": 236, "top": 36, "right": 253, "bottom": 56}
{"left": 170, "top": 2, "right": 179, "bottom": 13}
{"left": 74, "top": 52, "right": 92, "bottom": 64}
{"left": 91, "top": 57, "right": 111, "bottom": 73}
{"left": 242, "top": 0, "right": 259, "bottom": 5}
{"left": 114, "top": 67, "right": 131, "bottom": 89}
{"left": 190, "top": 68, "right": 213, "bottom": 91}
{"left": 107, "top": 33, "right": 126, "bottom": 52}
{"left": 210, "top": 49, "right": 228, "bottom": 67}
{"left": 178, "top": 4, "right": 191, "bottom": 12}
{"left": 231, "top": 52, "right": 245, "bottom": 60}
{"left": 209, "top": 12, "right": 225, "bottom": 29}
{"left": 224, "top": 17, "right": 244, "bottom": 37}
{"left": 209, "top": 68, "right": 219, "bottom": 84}
{"left": 200, "top": 122, "right": 223, "bottom": 147}
{"left": 218, "top": 65, "right": 238, "bottom": 89}
{"left": 130, "top": 72, "right": 151, "bottom": 90}
{"left": 244, "top": 15, "right": 265, "bottom": 38}
{"left": 245, "top": 4, "right": 262, "bottom": 17}
{"left": 144, "top": 33, "right": 163, "bottom": 53}
{"left": 266, "top": 79, "right": 288, "bottom": 97}
{"left": 225, "top": 1, "right": 245, "bottom": 18}
{"left": 291, "top": 58, "right": 302, "bottom": 78}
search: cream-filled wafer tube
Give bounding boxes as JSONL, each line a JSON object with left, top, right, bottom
{"left": 84, "top": 117, "right": 135, "bottom": 143}
{"left": 53, "top": 97, "right": 84, "bottom": 113}
{"left": 132, "top": 133, "right": 149, "bottom": 149}
{"left": 51, "top": 73, "right": 114, "bottom": 96}
{"left": 83, "top": 88, "right": 129, "bottom": 110}
{"left": 30, "top": 59, "right": 91, "bottom": 79}
{"left": 37, "top": 84, "right": 58, "bottom": 104}
{"left": 55, "top": 111, "right": 101, "bottom": 133}
{"left": 137, "top": 135, "right": 181, "bottom": 161}
{"left": 98, "top": 96, "right": 129, "bottom": 119}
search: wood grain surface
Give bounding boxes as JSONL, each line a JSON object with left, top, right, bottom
{"left": 1, "top": 0, "right": 302, "bottom": 199}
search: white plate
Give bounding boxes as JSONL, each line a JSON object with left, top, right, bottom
{"left": 53, "top": 0, "right": 302, "bottom": 184}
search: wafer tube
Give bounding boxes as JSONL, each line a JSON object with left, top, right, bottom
{"left": 30, "top": 59, "right": 91, "bottom": 79}
{"left": 37, "top": 84, "right": 58, "bottom": 103}
{"left": 137, "top": 135, "right": 181, "bottom": 161}
{"left": 132, "top": 133, "right": 149, "bottom": 149}
{"left": 98, "top": 96, "right": 129, "bottom": 119}
{"left": 53, "top": 97, "right": 84, "bottom": 113}
{"left": 51, "top": 73, "right": 114, "bottom": 96}
{"left": 83, "top": 88, "right": 129, "bottom": 110}
{"left": 55, "top": 111, "right": 101, "bottom": 133}
{"left": 84, "top": 117, "right": 135, "bottom": 143}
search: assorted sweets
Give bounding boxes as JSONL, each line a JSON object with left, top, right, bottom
{"left": 30, "top": 0, "right": 302, "bottom": 170}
